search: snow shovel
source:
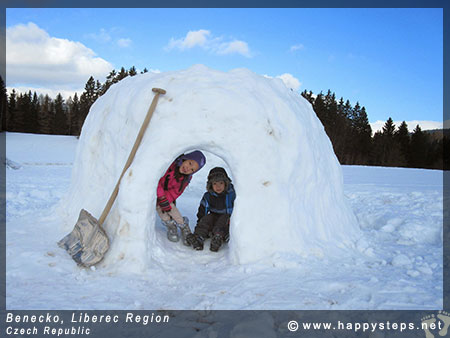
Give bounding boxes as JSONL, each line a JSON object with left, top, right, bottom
{"left": 58, "top": 87, "right": 166, "bottom": 268}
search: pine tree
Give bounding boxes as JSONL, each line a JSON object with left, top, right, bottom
{"left": 344, "top": 102, "right": 367, "bottom": 164}
{"left": 351, "top": 106, "right": 372, "bottom": 164}
{"left": 382, "top": 117, "right": 396, "bottom": 137}
{"left": 116, "top": 67, "right": 128, "bottom": 82}
{"left": 128, "top": 66, "right": 137, "bottom": 76}
{"left": 28, "top": 92, "right": 40, "bottom": 133}
{"left": 371, "top": 117, "right": 401, "bottom": 166}
{"left": 14, "top": 92, "right": 29, "bottom": 132}
{"left": 371, "top": 131, "right": 383, "bottom": 165}
{"left": 22, "top": 91, "right": 34, "bottom": 133}
{"left": 300, "top": 90, "right": 314, "bottom": 103}
{"left": 38, "top": 94, "right": 53, "bottom": 134}
{"left": 95, "top": 80, "right": 102, "bottom": 100}
{"left": 68, "top": 93, "right": 81, "bottom": 135}
{"left": 443, "top": 136, "right": 450, "bottom": 170}
{"left": 312, "top": 92, "right": 326, "bottom": 126}
{"left": 53, "top": 93, "right": 67, "bottom": 135}
{"left": 324, "top": 90, "right": 338, "bottom": 133}
{"left": 383, "top": 117, "right": 402, "bottom": 166}
{"left": 0, "top": 76, "right": 6, "bottom": 131}
{"left": 8, "top": 89, "right": 17, "bottom": 116}
{"left": 101, "top": 69, "right": 117, "bottom": 95}
{"left": 343, "top": 100, "right": 353, "bottom": 120}
{"left": 74, "top": 76, "right": 101, "bottom": 133}
{"left": 66, "top": 96, "right": 74, "bottom": 135}
{"left": 107, "top": 69, "right": 117, "bottom": 83}
{"left": 426, "top": 138, "right": 443, "bottom": 169}
{"left": 84, "top": 76, "right": 97, "bottom": 106}
{"left": 333, "top": 97, "right": 351, "bottom": 162}
{"left": 394, "top": 121, "right": 410, "bottom": 166}
{"left": 78, "top": 92, "right": 91, "bottom": 134}
{"left": 409, "top": 125, "right": 429, "bottom": 168}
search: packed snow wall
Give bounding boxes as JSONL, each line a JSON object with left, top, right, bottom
{"left": 59, "top": 65, "right": 360, "bottom": 272}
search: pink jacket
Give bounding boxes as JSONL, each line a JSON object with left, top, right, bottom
{"left": 157, "top": 160, "right": 192, "bottom": 204}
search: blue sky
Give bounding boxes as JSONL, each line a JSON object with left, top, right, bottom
{"left": 5, "top": 8, "right": 444, "bottom": 131}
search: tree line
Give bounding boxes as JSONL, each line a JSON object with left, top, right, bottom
{"left": 1, "top": 66, "right": 147, "bottom": 136}
{"left": 0, "top": 69, "right": 446, "bottom": 170}
{"left": 301, "top": 89, "right": 447, "bottom": 170}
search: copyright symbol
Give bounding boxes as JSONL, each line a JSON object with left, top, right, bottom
{"left": 288, "top": 320, "right": 299, "bottom": 332}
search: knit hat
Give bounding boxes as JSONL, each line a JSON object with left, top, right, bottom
{"left": 180, "top": 150, "right": 206, "bottom": 172}
{"left": 207, "top": 167, "right": 231, "bottom": 192}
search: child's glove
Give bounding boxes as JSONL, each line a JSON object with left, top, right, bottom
{"left": 157, "top": 196, "right": 171, "bottom": 212}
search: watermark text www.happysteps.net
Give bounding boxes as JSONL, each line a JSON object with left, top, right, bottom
{"left": 286, "top": 311, "right": 450, "bottom": 337}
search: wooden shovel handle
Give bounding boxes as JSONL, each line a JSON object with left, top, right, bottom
{"left": 98, "top": 88, "right": 166, "bottom": 225}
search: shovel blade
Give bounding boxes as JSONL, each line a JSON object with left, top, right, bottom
{"left": 58, "top": 209, "right": 110, "bottom": 268}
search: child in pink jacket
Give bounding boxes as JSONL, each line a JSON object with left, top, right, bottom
{"left": 156, "top": 150, "right": 206, "bottom": 245}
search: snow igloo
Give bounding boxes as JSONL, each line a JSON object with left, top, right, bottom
{"left": 59, "top": 65, "right": 360, "bottom": 272}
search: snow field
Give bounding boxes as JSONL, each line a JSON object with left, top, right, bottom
{"left": 5, "top": 132, "right": 443, "bottom": 310}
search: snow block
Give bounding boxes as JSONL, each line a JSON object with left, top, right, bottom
{"left": 59, "top": 65, "right": 359, "bottom": 272}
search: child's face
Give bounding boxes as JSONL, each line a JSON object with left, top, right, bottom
{"left": 212, "top": 181, "right": 225, "bottom": 194}
{"left": 179, "top": 160, "right": 199, "bottom": 175}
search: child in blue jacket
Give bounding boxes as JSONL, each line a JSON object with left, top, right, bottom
{"left": 186, "top": 167, "right": 236, "bottom": 252}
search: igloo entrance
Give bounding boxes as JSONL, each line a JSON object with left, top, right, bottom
{"left": 58, "top": 65, "right": 360, "bottom": 273}
{"left": 156, "top": 151, "right": 233, "bottom": 249}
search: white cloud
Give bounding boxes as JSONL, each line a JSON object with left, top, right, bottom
{"left": 370, "top": 120, "right": 444, "bottom": 133}
{"left": 167, "top": 29, "right": 211, "bottom": 50}
{"left": 6, "top": 86, "right": 83, "bottom": 100}
{"left": 263, "top": 73, "right": 301, "bottom": 91}
{"left": 87, "top": 28, "right": 132, "bottom": 48}
{"left": 6, "top": 68, "right": 162, "bottom": 100}
{"left": 290, "top": 44, "right": 304, "bottom": 52}
{"left": 217, "top": 40, "right": 251, "bottom": 57}
{"left": 6, "top": 22, "right": 113, "bottom": 90}
{"left": 165, "top": 29, "right": 252, "bottom": 57}
{"left": 183, "top": 29, "right": 211, "bottom": 48}
{"left": 0, "top": 31, "right": 5, "bottom": 79}
{"left": 86, "top": 28, "right": 111, "bottom": 43}
{"left": 276, "top": 73, "right": 301, "bottom": 91}
{"left": 117, "top": 38, "right": 132, "bottom": 48}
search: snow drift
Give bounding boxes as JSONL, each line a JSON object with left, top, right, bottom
{"left": 59, "top": 65, "right": 360, "bottom": 272}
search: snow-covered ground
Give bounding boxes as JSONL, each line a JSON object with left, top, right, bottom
{"left": 5, "top": 132, "right": 443, "bottom": 310}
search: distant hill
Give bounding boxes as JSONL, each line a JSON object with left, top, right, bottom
{"left": 423, "top": 128, "right": 450, "bottom": 140}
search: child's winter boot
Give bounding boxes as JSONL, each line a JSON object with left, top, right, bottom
{"left": 186, "top": 234, "right": 204, "bottom": 250}
{"left": 162, "top": 219, "right": 179, "bottom": 242}
{"left": 178, "top": 217, "right": 192, "bottom": 246}
{"left": 210, "top": 234, "right": 224, "bottom": 252}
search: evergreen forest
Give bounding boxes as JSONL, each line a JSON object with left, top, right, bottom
{"left": 0, "top": 68, "right": 447, "bottom": 170}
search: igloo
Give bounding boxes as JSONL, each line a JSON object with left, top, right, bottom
{"left": 59, "top": 65, "right": 360, "bottom": 272}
